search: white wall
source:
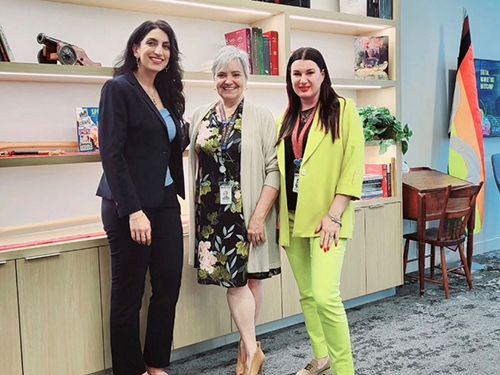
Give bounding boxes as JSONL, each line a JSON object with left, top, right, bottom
{"left": 400, "top": 0, "right": 500, "bottom": 254}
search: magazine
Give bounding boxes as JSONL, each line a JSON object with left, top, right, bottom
{"left": 76, "top": 107, "right": 99, "bottom": 152}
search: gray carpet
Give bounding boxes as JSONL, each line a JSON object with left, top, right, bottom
{"left": 167, "top": 249, "right": 500, "bottom": 375}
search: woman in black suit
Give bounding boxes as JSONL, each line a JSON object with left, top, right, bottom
{"left": 96, "top": 20, "right": 186, "bottom": 375}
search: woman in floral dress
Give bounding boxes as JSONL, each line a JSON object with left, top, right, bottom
{"left": 188, "top": 46, "right": 280, "bottom": 375}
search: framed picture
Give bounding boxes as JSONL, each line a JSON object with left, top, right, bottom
{"left": 474, "top": 58, "right": 500, "bottom": 137}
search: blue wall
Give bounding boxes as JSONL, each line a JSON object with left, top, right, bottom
{"left": 401, "top": 0, "right": 500, "bottom": 254}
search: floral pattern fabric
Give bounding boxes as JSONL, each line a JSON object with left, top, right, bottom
{"left": 194, "top": 103, "right": 249, "bottom": 288}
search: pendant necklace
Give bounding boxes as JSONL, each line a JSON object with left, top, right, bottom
{"left": 136, "top": 75, "right": 158, "bottom": 106}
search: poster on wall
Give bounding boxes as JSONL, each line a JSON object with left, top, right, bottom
{"left": 474, "top": 58, "right": 500, "bottom": 137}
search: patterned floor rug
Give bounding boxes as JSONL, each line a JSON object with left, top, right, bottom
{"left": 168, "top": 249, "right": 500, "bottom": 375}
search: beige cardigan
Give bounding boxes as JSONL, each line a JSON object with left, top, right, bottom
{"left": 188, "top": 100, "right": 280, "bottom": 273}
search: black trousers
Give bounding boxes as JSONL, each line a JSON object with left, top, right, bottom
{"left": 101, "top": 185, "right": 183, "bottom": 375}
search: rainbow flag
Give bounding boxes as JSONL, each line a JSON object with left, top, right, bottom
{"left": 448, "top": 9, "right": 485, "bottom": 233}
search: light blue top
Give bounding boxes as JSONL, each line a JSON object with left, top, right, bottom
{"left": 159, "top": 108, "right": 177, "bottom": 186}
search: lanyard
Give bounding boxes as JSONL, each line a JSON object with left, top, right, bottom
{"left": 219, "top": 101, "right": 241, "bottom": 152}
{"left": 291, "top": 106, "right": 316, "bottom": 169}
{"left": 217, "top": 100, "right": 242, "bottom": 179}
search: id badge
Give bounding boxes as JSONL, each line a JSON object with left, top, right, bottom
{"left": 220, "top": 184, "right": 232, "bottom": 205}
{"left": 292, "top": 172, "right": 300, "bottom": 193}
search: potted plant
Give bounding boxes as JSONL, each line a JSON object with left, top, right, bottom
{"left": 357, "top": 105, "right": 413, "bottom": 155}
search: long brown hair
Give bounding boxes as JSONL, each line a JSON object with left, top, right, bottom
{"left": 277, "top": 47, "right": 343, "bottom": 145}
{"left": 114, "top": 20, "right": 185, "bottom": 120}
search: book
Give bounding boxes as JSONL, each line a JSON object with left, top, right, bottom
{"left": 378, "top": 0, "right": 392, "bottom": 19}
{"left": 263, "top": 30, "right": 279, "bottom": 76}
{"left": 262, "top": 35, "right": 270, "bottom": 75}
{"left": 0, "top": 41, "right": 7, "bottom": 61}
{"left": 339, "top": 0, "right": 367, "bottom": 16}
{"left": 367, "top": 0, "right": 379, "bottom": 17}
{"left": 354, "top": 35, "right": 389, "bottom": 80}
{"left": 0, "top": 22, "right": 14, "bottom": 62}
{"left": 251, "top": 27, "right": 261, "bottom": 75}
{"left": 258, "top": 28, "right": 265, "bottom": 75}
{"left": 224, "top": 28, "right": 253, "bottom": 74}
{"left": 76, "top": 107, "right": 99, "bottom": 152}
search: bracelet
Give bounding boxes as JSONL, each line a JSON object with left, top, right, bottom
{"left": 130, "top": 212, "right": 144, "bottom": 221}
{"left": 326, "top": 213, "right": 342, "bottom": 227}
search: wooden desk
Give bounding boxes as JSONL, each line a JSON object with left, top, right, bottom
{"left": 402, "top": 167, "right": 474, "bottom": 295}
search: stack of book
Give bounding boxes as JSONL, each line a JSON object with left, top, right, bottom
{"left": 224, "top": 28, "right": 279, "bottom": 75}
{"left": 362, "top": 158, "right": 395, "bottom": 200}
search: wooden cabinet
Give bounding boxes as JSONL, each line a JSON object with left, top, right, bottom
{"left": 173, "top": 236, "right": 232, "bottom": 348}
{"left": 99, "top": 245, "right": 153, "bottom": 368}
{"left": 0, "top": 260, "right": 23, "bottom": 375}
{"left": 365, "top": 202, "right": 403, "bottom": 293}
{"left": 281, "top": 250, "right": 302, "bottom": 318}
{"left": 341, "top": 208, "right": 367, "bottom": 300}
{"left": 16, "top": 249, "right": 104, "bottom": 375}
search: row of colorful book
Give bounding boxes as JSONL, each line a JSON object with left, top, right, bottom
{"left": 361, "top": 157, "right": 395, "bottom": 200}
{"left": 224, "top": 28, "right": 279, "bottom": 76}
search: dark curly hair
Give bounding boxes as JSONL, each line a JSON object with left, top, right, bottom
{"left": 277, "top": 47, "right": 343, "bottom": 145}
{"left": 114, "top": 19, "right": 185, "bottom": 119}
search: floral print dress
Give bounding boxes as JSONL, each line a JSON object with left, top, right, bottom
{"left": 194, "top": 102, "right": 249, "bottom": 288}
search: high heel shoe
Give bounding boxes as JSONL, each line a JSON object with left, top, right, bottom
{"left": 236, "top": 338, "right": 244, "bottom": 375}
{"left": 246, "top": 341, "right": 265, "bottom": 375}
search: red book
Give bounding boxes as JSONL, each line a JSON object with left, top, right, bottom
{"left": 224, "top": 28, "right": 253, "bottom": 74}
{"left": 263, "top": 30, "right": 279, "bottom": 75}
{"left": 365, "top": 163, "right": 388, "bottom": 197}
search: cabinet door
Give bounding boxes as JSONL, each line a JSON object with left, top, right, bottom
{"left": 341, "top": 208, "right": 367, "bottom": 300}
{"left": 173, "top": 235, "right": 232, "bottom": 349}
{"left": 99, "top": 246, "right": 152, "bottom": 369}
{"left": 365, "top": 203, "right": 403, "bottom": 294}
{"left": 281, "top": 249, "right": 302, "bottom": 318}
{"left": 230, "top": 274, "right": 283, "bottom": 333}
{"left": 0, "top": 260, "right": 23, "bottom": 375}
{"left": 16, "top": 249, "right": 104, "bottom": 375}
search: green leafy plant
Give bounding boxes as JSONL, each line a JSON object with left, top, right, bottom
{"left": 357, "top": 105, "right": 413, "bottom": 155}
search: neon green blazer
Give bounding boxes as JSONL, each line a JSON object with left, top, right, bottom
{"left": 276, "top": 98, "right": 365, "bottom": 246}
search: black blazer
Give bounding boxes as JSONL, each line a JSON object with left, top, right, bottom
{"left": 96, "top": 71, "right": 185, "bottom": 217}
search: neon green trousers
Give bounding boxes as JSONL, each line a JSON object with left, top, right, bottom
{"left": 285, "top": 212, "right": 355, "bottom": 375}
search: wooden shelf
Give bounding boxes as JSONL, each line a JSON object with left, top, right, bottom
{"left": 0, "top": 63, "right": 394, "bottom": 90}
{"left": 0, "top": 63, "right": 113, "bottom": 83}
{"left": 41, "top": 0, "right": 283, "bottom": 24}
{"left": 355, "top": 196, "right": 400, "bottom": 209}
{"left": 41, "top": 0, "right": 394, "bottom": 34}
{"left": 0, "top": 152, "right": 100, "bottom": 167}
{"left": 289, "top": 8, "right": 395, "bottom": 35}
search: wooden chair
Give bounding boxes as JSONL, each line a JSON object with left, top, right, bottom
{"left": 403, "top": 182, "right": 483, "bottom": 298}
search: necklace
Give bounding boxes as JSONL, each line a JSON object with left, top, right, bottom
{"left": 135, "top": 75, "right": 158, "bottom": 106}
{"left": 300, "top": 107, "right": 314, "bottom": 123}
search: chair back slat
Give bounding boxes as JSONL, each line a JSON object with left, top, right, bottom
{"left": 436, "top": 182, "right": 483, "bottom": 242}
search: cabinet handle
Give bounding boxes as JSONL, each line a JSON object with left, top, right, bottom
{"left": 0, "top": 261, "right": 6, "bottom": 265}
{"left": 25, "top": 253, "right": 61, "bottom": 261}
{"left": 368, "top": 204, "right": 385, "bottom": 209}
